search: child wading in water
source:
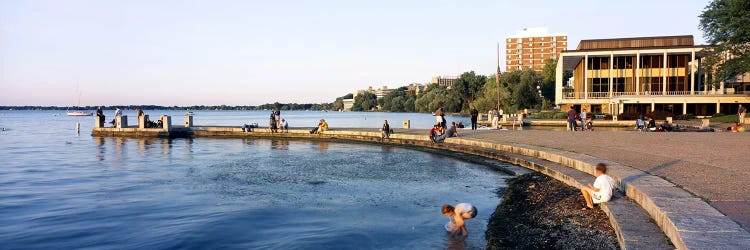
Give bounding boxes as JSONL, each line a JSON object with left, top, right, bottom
{"left": 441, "top": 203, "right": 477, "bottom": 238}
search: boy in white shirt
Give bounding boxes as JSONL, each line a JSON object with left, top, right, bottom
{"left": 581, "top": 163, "right": 615, "bottom": 210}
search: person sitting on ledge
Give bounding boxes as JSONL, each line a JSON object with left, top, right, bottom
{"left": 381, "top": 120, "right": 391, "bottom": 139}
{"left": 434, "top": 122, "right": 458, "bottom": 143}
{"left": 442, "top": 203, "right": 477, "bottom": 238}
{"left": 280, "top": 119, "right": 288, "bottom": 133}
{"left": 580, "top": 163, "right": 615, "bottom": 211}
{"left": 310, "top": 119, "right": 328, "bottom": 134}
{"left": 646, "top": 117, "right": 657, "bottom": 131}
{"left": 429, "top": 124, "right": 441, "bottom": 142}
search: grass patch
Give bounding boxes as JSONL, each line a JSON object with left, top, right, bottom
{"left": 709, "top": 114, "right": 740, "bottom": 123}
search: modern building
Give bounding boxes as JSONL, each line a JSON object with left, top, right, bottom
{"left": 373, "top": 86, "right": 393, "bottom": 99}
{"left": 554, "top": 35, "right": 750, "bottom": 116}
{"left": 506, "top": 27, "right": 568, "bottom": 72}
{"left": 430, "top": 75, "right": 458, "bottom": 88}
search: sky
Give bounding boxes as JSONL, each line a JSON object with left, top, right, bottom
{"left": 0, "top": 0, "right": 712, "bottom": 106}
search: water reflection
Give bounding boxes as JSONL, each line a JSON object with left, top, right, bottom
{"left": 313, "top": 141, "right": 329, "bottom": 152}
{"left": 270, "top": 139, "right": 289, "bottom": 150}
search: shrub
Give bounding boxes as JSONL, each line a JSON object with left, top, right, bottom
{"left": 712, "top": 113, "right": 726, "bottom": 118}
{"left": 647, "top": 110, "right": 675, "bottom": 120}
{"left": 617, "top": 112, "right": 641, "bottom": 120}
{"left": 530, "top": 111, "right": 567, "bottom": 120}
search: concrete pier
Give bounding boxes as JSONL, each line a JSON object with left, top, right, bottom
{"left": 91, "top": 120, "right": 750, "bottom": 249}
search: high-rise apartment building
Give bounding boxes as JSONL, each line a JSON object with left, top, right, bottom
{"left": 506, "top": 27, "right": 568, "bottom": 72}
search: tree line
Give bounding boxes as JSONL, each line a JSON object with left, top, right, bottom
{"left": 338, "top": 59, "right": 568, "bottom": 114}
{"left": 0, "top": 103, "right": 333, "bottom": 111}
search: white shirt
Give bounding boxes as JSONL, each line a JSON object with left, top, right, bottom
{"left": 499, "top": 109, "right": 504, "bottom": 115}
{"left": 580, "top": 111, "right": 587, "bottom": 120}
{"left": 455, "top": 203, "right": 473, "bottom": 216}
{"left": 593, "top": 174, "right": 615, "bottom": 203}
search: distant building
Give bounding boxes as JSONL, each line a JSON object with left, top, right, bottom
{"left": 342, "top": 99, "right": 354, "bottom": 111}
{"left": 555, "top": 35, "right": 750, "bottom": 116}
{"left": 406, "top": 83, "right": 425, "bottom": 96}
{"left": 373, "top": 86, "right": 393, "bottom": 99}
{"left": 431, "top": 76, "right": 458, "bottom": 88}
{"left": 506, "top": 27, "right": 568, "bottom": 72}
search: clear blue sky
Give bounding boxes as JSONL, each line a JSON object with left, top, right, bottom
{"left": 0, "top": 0, "right": 711, "bottom": 106}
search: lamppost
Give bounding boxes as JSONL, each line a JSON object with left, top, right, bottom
{"left": 536, "top": 85, "right": 543, "bottom": 109}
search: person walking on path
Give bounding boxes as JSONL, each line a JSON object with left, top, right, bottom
{"left": 580, "top": 163, "right": 615, "bottom": 210}
{"left": 579, "top": 108, "right": 588, "bottom": 131}
{"left": 739, "top": 104, "right": 746, "bottom": 124}
{"left": 566, "top": 106, "right": 577, "bottom": 131}
{"left": 470, "top": 107, "right": 479, "bottom": 130}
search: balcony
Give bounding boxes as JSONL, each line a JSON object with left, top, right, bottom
{"left": 561, "top": 89, "right": 749, "bottom": 100}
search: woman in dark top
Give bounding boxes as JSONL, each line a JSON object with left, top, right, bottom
{"left": 382, "top": 120, "right": 391, "bottom": 139}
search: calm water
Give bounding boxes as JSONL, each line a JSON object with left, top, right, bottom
{"left": 0, "top": 111, "right": 511, "bottom": 249}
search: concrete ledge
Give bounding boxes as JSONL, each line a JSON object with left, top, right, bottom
{"left": 90, "top": 126, "right": 750, "bottom": 249}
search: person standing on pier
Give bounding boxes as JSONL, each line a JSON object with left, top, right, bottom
{"left": 739, "top": 104, "right": 746, "bottom": 125}
{"left": 566, "top": 106, "right": 577, "bottom": 131}
{"left": 96, "top": 106, "right": 105, "bottom": 120}
{"left": 269, "top": 112, "right": 278, "bottom": 133}
{"left": 491, "top": 109, "right": 499, "bottom": 129}
{"left": 579, "top": 108, "right": 588, "bottom": 131}
{"left": 275, "top": 109, "right": 281, "bottom": 125}
{"left": 110, "top": 107, "right": 122, "bottom": 126}
{"left": 435, "top": 107, "right": 446, "bottom": 128}
{"left": 470, "top": 107, "right": 478, "bottom": 130}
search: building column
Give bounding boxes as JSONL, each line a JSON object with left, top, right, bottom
{"left": 663, "top": 51, "right": 668, "bottom": 95}
{"left": 584, "top": 54, "right": 589, "bottom": 100}
{"left": 716, "top": 100, "right": 721, "bottom": 113}
{"left": 555, "top": 54, "right": 563, "bottom": 105}
{"left": 690, "top": 50, "right": 696, "bottom": 95}
{"left": 609, "top": 53, "right": 614, "bottom": 97}
{"left": 704, "top": 69, "right": 709, "bottom": 92}
{"left": 651, "top": 100, "right": 655, "bottom": 112}
{"left": 635, "top": 52, "right": 640, "bottom": 95}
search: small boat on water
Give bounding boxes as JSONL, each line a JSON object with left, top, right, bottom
{"left": 186, "top": 111, "right": 195, "bottom": 116}
{"left": 67, "top": 111, "right": 93, "bottom": 116}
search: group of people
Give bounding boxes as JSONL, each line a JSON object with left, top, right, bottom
{"left": 429, "top": 121, "right": 459, "bottom": 143}
{"left": 566, "top": 106, "right": 592, "bottom": 131}
{"left": 268, "top": 110, "right": 288, "bottom": 133}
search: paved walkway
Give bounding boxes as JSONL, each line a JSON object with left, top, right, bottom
{"left": 392, "top": 128, "right": 750, "bottom": 231}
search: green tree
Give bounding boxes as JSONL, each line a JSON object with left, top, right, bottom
{"left": 351, "top": 92, "right": 378, "bottom": 111}
{"left": 450, "top": 71, "right": 487, "bottom": 111}
{"left": 415, "top": 86, "right": 462, "bottom": 113}
{"left": 540, "top": 58, "right": 572, "bottom": 104}
{"left": 473, "top": 75, "right": 512, "bottom": 113}
{"left": 379, "top": 87, "right": 408, "bottom": 112}
{"left": 404, "top": 96, "right": 416, "bottom": 112}
{"left": 699, "top": 0, "right": 750, "bottom": 85}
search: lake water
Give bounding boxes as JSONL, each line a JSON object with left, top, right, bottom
{"left": 0, "top": 111, "right": 512, "bottom": 249}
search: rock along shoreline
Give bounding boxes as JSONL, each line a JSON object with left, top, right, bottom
{"left": 485, "top": 173, "right": 620, "bottom": 250}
